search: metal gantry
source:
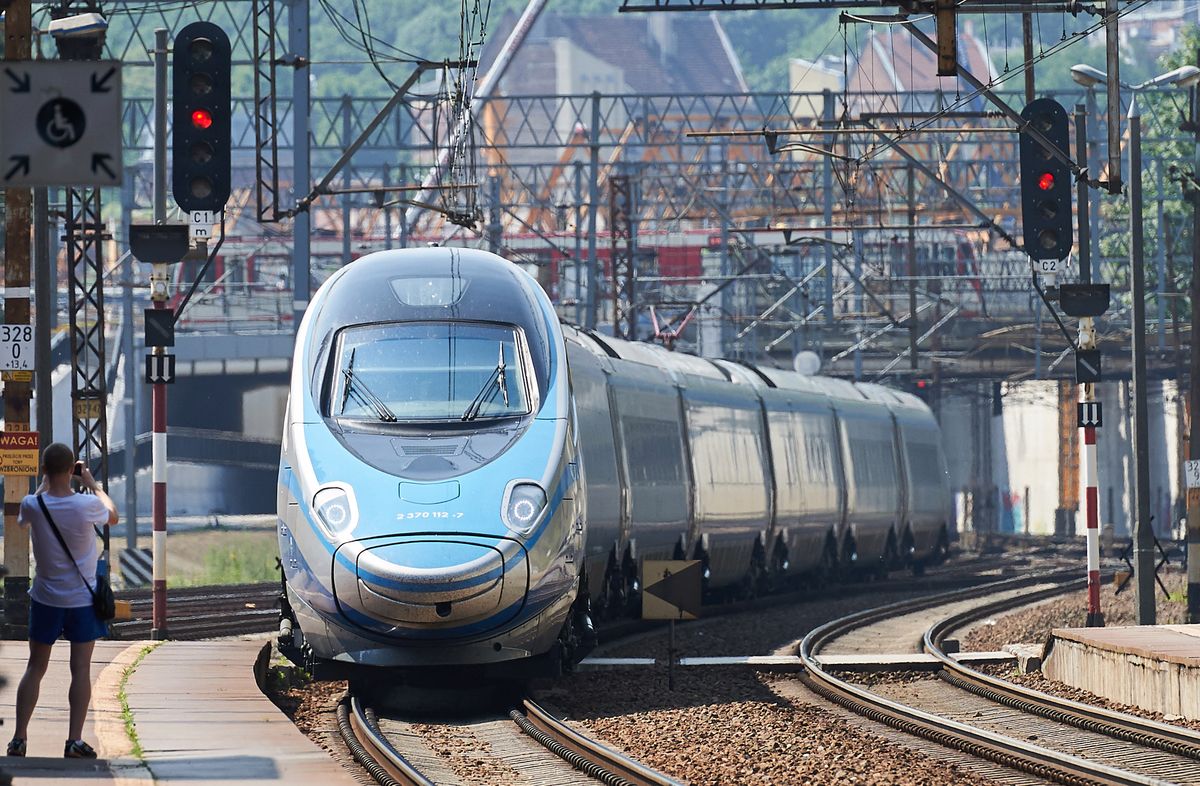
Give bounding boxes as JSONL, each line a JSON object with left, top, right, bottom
{"left": 65, "top": 188, "right": 110, "bottom": 488}
{"left": 87, "top": 0, "right": 1198, "bottom": 380}
{"left": 608, "top": 174, "right": 637, "bottom": 339}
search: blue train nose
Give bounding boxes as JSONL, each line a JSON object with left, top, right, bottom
{"left": 333, "top": 535, "right": 528, "bottom": 633}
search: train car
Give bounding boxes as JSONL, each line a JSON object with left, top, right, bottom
{"left": 278, "top": 247, "right": 952, "bottom": 676}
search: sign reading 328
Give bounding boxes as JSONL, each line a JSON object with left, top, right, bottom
{"left": 0, "top": 324, "right": 33, "bottom": 370}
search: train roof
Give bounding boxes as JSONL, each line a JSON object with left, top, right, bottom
{"left": 563, "top": 325, "right": 935, "bottom": 416}
{"left": 310, "top": 248, "right": 555, "bottom": 394}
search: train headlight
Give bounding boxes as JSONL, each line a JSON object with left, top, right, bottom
{"left": 502, "top": 482, "right": 547, "bottom": 536}
{"left": 313, "top": 485, "right": 357, "bottom": 538}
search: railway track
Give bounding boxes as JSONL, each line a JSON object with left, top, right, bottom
{"left": 801, "top": 572, "right": 1200, "bottom": 786}
{"left": 110, "top": 581, "right": 279, "bottom": 640}
{"left": 337, "top": 692, "right": 684, "bottom": 786}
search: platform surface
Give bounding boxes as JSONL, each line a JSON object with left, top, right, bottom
{"left": 0, "top": 640, "right": 131, "bottom": 785}
{"left": 126, "top": 638, "right": 357, "bottom": 785}
{"left": 1050, "top": 624, "right": 1200, "bottom": 666}
{"left": 0, "top": 636, "right": 357, "bottom": 785}
{"left": 1044, "top": 624, "right": 1200, "bottom": 720}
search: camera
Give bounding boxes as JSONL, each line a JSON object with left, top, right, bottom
{"left": 72, "top": 461, "right": 83, "bottom": 477}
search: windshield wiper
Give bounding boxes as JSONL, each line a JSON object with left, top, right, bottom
{"left": 497, "top": 342, "right": 509, "bottom": 408}
{"left": 341, "top": 366, "right": 398, "bottom": 422}
{"left": 339, "top": 348, "right": 357, "bottom": 414}
{"left": 461, "top": 343, "right": 511, "bottom": 421}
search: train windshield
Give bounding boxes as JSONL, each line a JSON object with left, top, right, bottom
{"left": 328, "top": 321, "right": 531, "bottom": 423}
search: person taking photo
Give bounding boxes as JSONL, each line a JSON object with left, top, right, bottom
{"left": 7, "top": 442, "right": 118, "bottom": 759}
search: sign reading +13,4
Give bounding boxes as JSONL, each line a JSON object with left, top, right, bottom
{"left": 0, "top": 324, "right": 33, "bottom": 371}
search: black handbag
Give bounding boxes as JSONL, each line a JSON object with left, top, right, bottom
{"left": 36, "top": 494, "right": 116, "bottom": 622}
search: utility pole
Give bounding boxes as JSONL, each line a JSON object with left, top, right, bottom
{"left": 33, "top": 189, "right": 51, "bottom": 445}
{"left": 574, "top": 160, "right": 584, "bottom": 327}
{"left": 382, "top": 165, "right": 393, "bottom": 250}
{"left": 907, "top": 165, "right": 918, "bottom": 370}
{"left": 341, "top": 94, "right": 352, "bottom": 267}
{"left": 3, "top": 0, "right": 33, "bottom": 639}
{"left": 1129, "top": 96, "right": 1156, "bottom": 625}
{"left": 822, "top": 90, "right": 835, "bottom": 330}
{"left": 1188, "top": 51, "right": 1200, "bottom": 624}
{"left": 1022, "top": 9, "right": 1035, "bottom": 104}
{"left": 1156, "top": 163, "right": 1167, "bottom": 350}
{"left": 586, "top": 91, "right": 601, "bottom": 330}
{"left": 1104, "top": 0, "right": 1122, "bottom": 192}
{"left": 291, "top": 0, "right": 311, "bottom": 330}
{"left": 121, "top": 172, "right": 138, "bottom": 553}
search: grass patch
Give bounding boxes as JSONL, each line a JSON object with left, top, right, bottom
{"left": 120, "top": 529, "right": 279, "bottom": 589}
{"left": 119, "top": 643, "right": 162, "bottom": 759}
{"left": 194, "top": 542, "right": 279, "bottom": 585}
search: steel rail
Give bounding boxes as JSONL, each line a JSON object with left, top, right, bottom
{"left": 925, "top": 590, "right": 1200, "bottom": 762}
{"left": 798, "top": 572, "right": 1169, "bottom": 786}
{"left": 515, "top": 699, "right": 685, "bottom": 786}
{"left": 338, "top": 695, "right": 435, "bottom": 786}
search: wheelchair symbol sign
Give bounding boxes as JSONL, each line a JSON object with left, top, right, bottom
{"left": 36, "top": 98, "right": 86, "bottom": 148}
{"left": 0, "top": 60, "right": 122, "bottom": 186}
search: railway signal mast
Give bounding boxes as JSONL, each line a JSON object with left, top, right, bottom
{"left": 1020, "top": 99, "right": 1106, "bottom": 626}
{"left": 139, "top": 21, "right": 232, "bottom": 638}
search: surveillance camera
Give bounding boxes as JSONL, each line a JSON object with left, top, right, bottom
{"left": 47, "top": 12, "right": 108, "bottom": 38}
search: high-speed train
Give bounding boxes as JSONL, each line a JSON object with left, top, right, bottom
{"left": 276, "top": 247, "right": 953, "bottom": 675}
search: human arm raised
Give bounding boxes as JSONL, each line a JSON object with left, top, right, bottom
{"left": 79, "top": 465, "right": 119, "bottom": 526}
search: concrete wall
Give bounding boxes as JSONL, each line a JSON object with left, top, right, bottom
{"left": 939, "top": 378, "right": 1183, "bottom": 538}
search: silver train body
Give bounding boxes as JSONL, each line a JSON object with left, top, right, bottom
{"left": 278, "top": 248, "right": 953, "bottom": 671}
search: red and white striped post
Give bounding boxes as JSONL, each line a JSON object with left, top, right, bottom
{"left": 150, "top": 27, "right": 169, "bottom": 640}
{"left": 1080, "top": 314, "right": 1104, "bottom": 628}
{"left": 151, "top": 318, "right": 167, "bottom": 639}
{"left": 1083, "top": 417, "right": 1103, "bottom": 627}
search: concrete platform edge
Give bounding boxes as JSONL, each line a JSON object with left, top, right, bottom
{"left": 93, "top": 641, "right": 157, "bottom": 784}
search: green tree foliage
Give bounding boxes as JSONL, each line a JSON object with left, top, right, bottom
{"left": 1096, "top": 25, "right": 1199, "bottom": 321}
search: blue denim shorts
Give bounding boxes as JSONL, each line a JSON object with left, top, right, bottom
{"left": 29, "top": 599, "right": 107, "bottom": 644}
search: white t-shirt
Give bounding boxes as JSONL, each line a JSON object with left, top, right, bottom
{"left": 19, "top": 492, "right": 108, "bottom": 608}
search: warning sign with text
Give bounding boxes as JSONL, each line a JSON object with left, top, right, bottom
{"left": 0, "top": 431, "right": 38, "bottom": 475}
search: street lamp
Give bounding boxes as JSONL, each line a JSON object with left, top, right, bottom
{"left": 1070, "top": 62, "right": 1200, "bottom": 91}
{"left": 1070, "top": 64, "right": 1114, "bottom": 89}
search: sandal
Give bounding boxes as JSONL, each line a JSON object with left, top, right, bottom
{"left": 6, "top": 738, "right": 25, "bottom": 757}
{"left": 64, "top": 739, "right": 97, "bottom": 759}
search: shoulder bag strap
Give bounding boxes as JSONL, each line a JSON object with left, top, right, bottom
{"left": 35, "top": 494, "right": 97, "bottom": 600}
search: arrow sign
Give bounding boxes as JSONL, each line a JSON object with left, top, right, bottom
{"left": 4, "top": 69, "right": 30, "bottom": 93}
{"left": 4, "top": 155, "right": 29, "bottom": 181}
{"left": 90, "top": 67, "right": 117, "bottom": 93}
{"left": 1077, "top": 401, "right": 1103, "bottom": 429}
{"left": 91, "top": 153, "right": 116, "bottom": 179}
{"left": 642, "top": 560, "right": 702, "bottom": 621}
{"left": 144, "top": 353, "right": 176, "bottom": 385}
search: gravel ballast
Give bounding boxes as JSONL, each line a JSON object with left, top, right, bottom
{"left": 267, "top": 556, "right": 1038, "bottom": 785}
{"left": 963, "top": 569, "right": 1187, "bottom": 652}
{"left": 543, "top": 668, "right": 992, "bottom": 786}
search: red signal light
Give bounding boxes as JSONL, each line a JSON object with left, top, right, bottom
{"left": 191, "top": 109, "right": 214, "bottom": 130}
{"left": 1037, "top": 172, "right": 1055, "bottom": 191}
{"left": 916, "top": 380, "right": 928, "bottom": 389}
